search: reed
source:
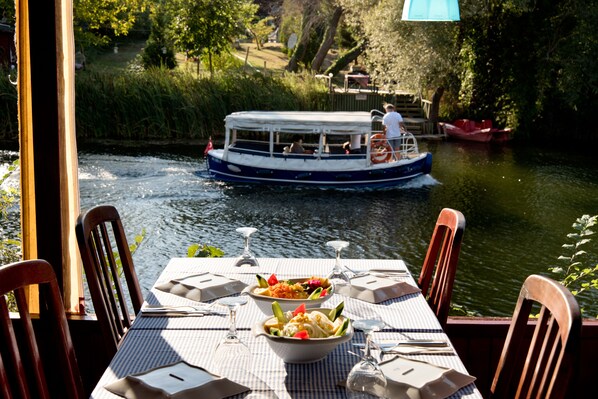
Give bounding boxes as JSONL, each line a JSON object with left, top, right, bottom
{"left": 75, "top": 68, "right": 331, "bottom": 140}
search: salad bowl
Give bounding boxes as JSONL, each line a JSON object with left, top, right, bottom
{"left": 246, "top": 275, "right": 334, "bottom": 315}
{"left": 253, "top": 305, "right": 353, "bottom": 363}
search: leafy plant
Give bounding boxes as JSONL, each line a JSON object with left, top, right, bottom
{"left": 0, "top": 160, "right": 21, "bottom": 265}
{"left": 187, "top": 243, "right": 224, "bottom": 258}
{"left": 549, "top": 215, "right": 598, "bottom": 311}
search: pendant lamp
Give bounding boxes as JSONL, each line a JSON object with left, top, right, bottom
{"left": 402, "top": 0, "right": 460, "bottom": 21}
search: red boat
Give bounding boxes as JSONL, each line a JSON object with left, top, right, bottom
{"left": 439, "top": 119, "right": 512, "bottom": 143}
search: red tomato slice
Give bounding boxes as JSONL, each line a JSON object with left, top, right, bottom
{"left": 293, "top": 303, "right": 306, "bottom": 316}
{"left": 267, "top": 274, "right": 279, "bottom": 286}
{"left": 294, "top": 330, "right": 309, "bottom": 340}
{"left": 321, "top": 289, "right": 328, "bottom": 297}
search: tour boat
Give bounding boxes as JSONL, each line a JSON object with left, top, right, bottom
{"left": 205, "top": 111, "right": 432, "bottom": 187}
{"left": 439, "top": 119, "right": 512, "bottom": 143}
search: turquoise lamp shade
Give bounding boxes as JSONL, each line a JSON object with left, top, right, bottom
{"left": 402, "top": 0, "right": 460, "bottom": 21}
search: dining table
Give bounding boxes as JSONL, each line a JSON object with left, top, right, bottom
{"left": 89, "top": 257, "right": 483, "bottom": 399}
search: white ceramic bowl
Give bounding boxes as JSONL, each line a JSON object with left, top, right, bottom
{"left": 246, "top": 278, "right": 334, "bottom": 315}
{"left": 253, "top": 308, "right": 353, "bottom": 363}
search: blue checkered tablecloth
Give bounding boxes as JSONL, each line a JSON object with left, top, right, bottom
{"left": 89, "top": 258, "right": 483, "bottom": 399}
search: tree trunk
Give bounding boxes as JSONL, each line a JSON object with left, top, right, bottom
{"left": 311, "top": 6, "right": 343, "bottom": 72}
{"left": 430, "top": 87, "right": 444, "bottom": 133}
{"left": 323, "top": 40, "right": 366, "bottom": 76}
{"left": 286, "top": 2, "right": 318, "bottom": 72}
{"left": 429, "top": 87, "right": 444, "bottom": 123}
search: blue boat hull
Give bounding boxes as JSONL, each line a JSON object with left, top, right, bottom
{"left": 206, "top": 153, "right": 433, "bottom": 188}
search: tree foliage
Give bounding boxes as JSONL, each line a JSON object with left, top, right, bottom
{"left": 74, "top": 0, "right": 148, "bottom": 47}
{"left": 142, "top": 2, "right": 176, "bottom": 69}
{"left": 168, "top": 0, "right": 253, "bottom": 76}
{"left": 337, "top": 0, "right": 598, "bottom": 142}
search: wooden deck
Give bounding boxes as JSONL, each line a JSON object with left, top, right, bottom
{"left": 327, "top": 91, "right": 443, "bottom": 138}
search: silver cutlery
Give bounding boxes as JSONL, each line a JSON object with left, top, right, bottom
{"left": 140, "top": 305, "right": 225, "bottom": 316}
{"left": 353, "top": 340, "right": 449, "bottom": 349}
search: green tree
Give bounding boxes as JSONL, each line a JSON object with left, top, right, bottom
{"left": 74, "top": 0, "right": 148, "bottom": 47}
{"left": 169, "top": 0, "right": 253, "bottom": 77}
{"left": 0, "top": 0, "right": 15, "bottom": 25}
{"left": 142, "top": 2, "right": 176, "bottom": 69}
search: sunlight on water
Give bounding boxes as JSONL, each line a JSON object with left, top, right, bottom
{"left": 3, "top": 142, "right": 598, "bottom": 316}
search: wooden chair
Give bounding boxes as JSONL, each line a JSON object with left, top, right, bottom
{"left": 417, "top": 208, "right": 466, "bottom": 327}
{"left": 75, "top": 205, "right": 143, "bottom": 358}
{"left": 490, "top": 274, "right": 581, "bottom": 399}
{"left": 0, "top": 259, "right": 85, "bottom": 399}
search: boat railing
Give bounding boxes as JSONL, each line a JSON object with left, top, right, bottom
{"left": 398, "top": 132, "right": 419, "bottom": 158}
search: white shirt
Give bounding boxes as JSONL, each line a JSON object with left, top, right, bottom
{"left": 382, "top": 111, "right": 403, "bottom": 138}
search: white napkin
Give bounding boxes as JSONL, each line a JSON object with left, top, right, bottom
{"left": 379, "top": 356, "right": 476, "bottom": 399}
{"left": 105, "top": 361, "right": 250, "bottom": 399}
{"left": 336, "top": 275, "right": 421, "bottom": 303}
{"left": 154, "top": 272, "right": 247, "bottom": 302}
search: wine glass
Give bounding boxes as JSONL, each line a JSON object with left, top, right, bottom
{"left": 234, "top": 227, "right": 259, "bottom": 267}
{"left": 346, "top": 319, "right": 388, "bottom": 398}
{"left": 326, "top": 240, "right": 351, "bottom": 287}
{"left": 212, "top": 296, "right": 252, "bottom": 380}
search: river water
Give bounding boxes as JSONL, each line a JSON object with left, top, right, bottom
{"left": 3, "top": 140, "right": 598, "bottom": 316}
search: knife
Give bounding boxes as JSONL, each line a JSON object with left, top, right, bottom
{"left": 353, "top": 340, "right": 449, "bottom": 348}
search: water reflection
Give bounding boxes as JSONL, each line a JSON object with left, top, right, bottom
{"left": 3, "top": 142, "right": 598, "bottom": 316}
{"left": 71, "top": 143, "right": 598, "bottom": 317}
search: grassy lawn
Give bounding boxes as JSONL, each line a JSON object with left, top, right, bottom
{"left": 89, "top": 39, "right": 293, "bottom": 75}
{"left": 88, "top": 41, "right": 146, "bottom": 71}
{"left": 232, "top": 42, "right": 289, "bottom": 72}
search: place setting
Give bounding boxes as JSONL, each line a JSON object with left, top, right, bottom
{"left": 326, "top": 240, "right": 421, "bottom": 304}
{"left": 345, "top": 319, "right": 476, "bottom": 399}
{"left": 139, "top": 226, "right": 265, "bottom": 318}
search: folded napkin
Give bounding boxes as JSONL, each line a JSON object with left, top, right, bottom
{"left": 105, "top": 361, "right": 250, "bottom": 399}
{"left": 336, "top": 275, "right": 420, "bottom": 303}
{"left": 379, "top": 356, "right": 476, "bottom": 399}
{"left": 154, "top": 272, "right": 247, "bottom": 302}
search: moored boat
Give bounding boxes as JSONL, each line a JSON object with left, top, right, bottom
{"left": 206, "top": 111, "right": 432, "bottom": 188}
{"left": 439, "top": 119, "right": 511, "bottom": 143}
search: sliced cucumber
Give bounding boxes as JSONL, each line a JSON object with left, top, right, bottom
{"left": 334, "top": 318, "right": 350, "bottom": 336}
{"left": 256, "top": 274, "right": 269, "bottom": 288}
{"left": 307, "top": 287, "right": 323, "bottom": 300}
{"left": 272, "top": 301, "right": 286, "bottom": 323}
{"left": 269, "top": 327, "right": 281, "bottom": 336}
{"left": 328, "top": 301, "right": 344, "bottom": 321}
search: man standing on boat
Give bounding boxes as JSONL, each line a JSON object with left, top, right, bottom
{"left": 382, "top": 103, "right": 405, "bottom": 160}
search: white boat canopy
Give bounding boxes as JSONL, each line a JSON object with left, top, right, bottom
{"left": 224, "top": 111, "right": 373, "bottom": 135}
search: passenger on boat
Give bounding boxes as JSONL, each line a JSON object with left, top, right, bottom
{"left": 382, "top": 104, "right": 405, "bottom": 159}
{"left": 343, "top": 134, "right": 362, "bottom": 154}
{"left": 290, "top": 135, "right": 313, "bottom": 154}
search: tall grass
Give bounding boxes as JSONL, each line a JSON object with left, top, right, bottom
{"left": 75, "top": 68, "right": 331, "bottom": 140}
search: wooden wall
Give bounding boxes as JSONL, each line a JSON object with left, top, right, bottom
{"left": 445, "top": 317, "right": 598, "bottom": 398}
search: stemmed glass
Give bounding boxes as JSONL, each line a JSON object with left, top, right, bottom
{"left": 212, "top": 296, "right": 251, "bottom": 380}
{"left": 326, "top": 240, "right": 351, "bottom": 287}
{"left": 346, "top": 319, "right": 388, "bottom": 398}
{"left": 234, "top": 227, "right": 259, "bottom": 267}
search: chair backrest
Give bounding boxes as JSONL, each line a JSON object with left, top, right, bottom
{"left": 0, "top": 260, "right": 85, "bottom": 399}
{"left": 490, "top": 274, "right": 581, "bottom": 399}
{"left": 75, "top": 205, "right": 143, "bottom": 357}
{"left": 417, "top": 208, "right": 466, "bottom": 327}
